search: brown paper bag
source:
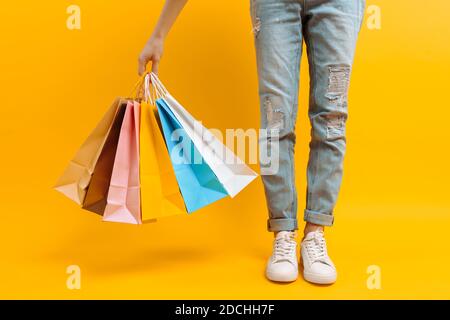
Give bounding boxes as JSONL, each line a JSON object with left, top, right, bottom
{"left": 82, "top": 102, "right": 127, "bottom": 214}
{"left": 54, "top": 98, "right": 124, "bottom": 204}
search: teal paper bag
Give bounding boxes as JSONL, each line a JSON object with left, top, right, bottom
{"left": 156, "top": 98, "right": 228, "bottom": 213}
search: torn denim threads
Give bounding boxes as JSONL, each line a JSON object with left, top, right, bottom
{"left": 251, "top": 0, "right": 365, "bottom": 230}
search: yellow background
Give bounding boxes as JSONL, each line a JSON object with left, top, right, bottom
{"left": 1, "top": 0, "right": 449, "bottom": 299}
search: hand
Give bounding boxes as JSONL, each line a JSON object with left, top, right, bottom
{"left": 138, "top": 35, "right": 164, "bottom": 75}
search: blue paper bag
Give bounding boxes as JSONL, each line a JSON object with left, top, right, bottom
{"left": 156, "top": 98, "right": 228, "bottom": 213}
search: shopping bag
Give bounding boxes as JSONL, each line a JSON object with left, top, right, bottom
{"left": 103, "top": 101, "right": 142, "bottom": 224}
{"left": 140, "top": 99, "right": 185, "bottom": 220}
{"left": 54, "top": 98, "right": 123, "bottom": 204}
{"left": 156, "top": 98, "right": 228, "bottom": 213}
{"left": 82, "top": 102, "right": 127, "bottom": 215}
{"left": 150, "top": 73, "right": 258, "bottom": 198}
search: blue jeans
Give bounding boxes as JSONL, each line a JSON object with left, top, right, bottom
{"left": 251, "top": 0, "right": 365, "bottom": 231}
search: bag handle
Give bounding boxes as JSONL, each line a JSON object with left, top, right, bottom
{"left": 144, "top": 73, "right": 156, "bottom": 106}
{"left": 149, "top": 73, "right": 168, "bottom": 99}
{"left": 129, "top": 72, "right": 169, "bottom": 105}
{"left": 129, "top": 73, "right": 147, "bottom": 101}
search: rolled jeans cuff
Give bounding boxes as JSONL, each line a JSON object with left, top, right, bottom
{"left": 304, "top": 209, "right": 334, "bottom": 227}
{"left": 267, "top": 218, "right": 298, "bottom": 232}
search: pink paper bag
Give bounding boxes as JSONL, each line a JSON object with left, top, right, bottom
{"left": 103, "top": 101, "right": 142, "bottom": 224}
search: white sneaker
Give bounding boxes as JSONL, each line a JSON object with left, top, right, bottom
{"left": 300, "top": 230, "right": 337, "bottom": 284}
{"left": 266, "top": 231, "right": 298, "bottom": 282}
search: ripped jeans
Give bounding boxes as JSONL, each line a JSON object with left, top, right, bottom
{"left": 251, "top": 0, "right": 365, "bottom": 231}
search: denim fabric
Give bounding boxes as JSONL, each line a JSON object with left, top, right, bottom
{"left": 251, "top": 0, "right": 365, "bottom": 231}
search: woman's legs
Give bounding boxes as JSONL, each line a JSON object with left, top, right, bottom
{"left": 252, "top": 0, "right": 364, "bottom": 283}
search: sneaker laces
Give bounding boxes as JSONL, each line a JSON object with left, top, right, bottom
{"left": 304, "top": 231, "right": 329, "bottom": 264}
{"left": 273, "top": 232, "right": 296, "bottom": 262}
